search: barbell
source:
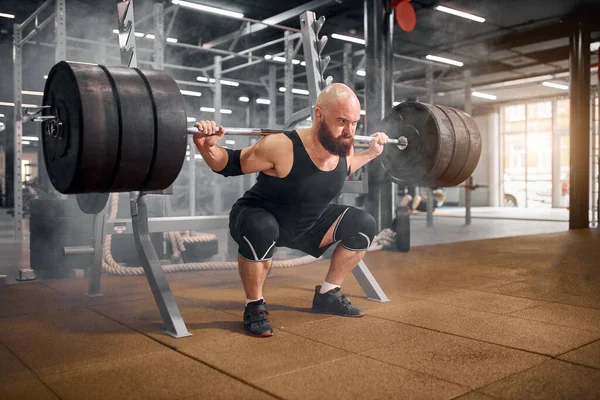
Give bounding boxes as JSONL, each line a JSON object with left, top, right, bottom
{"left": 39, "top": 61, "right": 481, "bottom": 196}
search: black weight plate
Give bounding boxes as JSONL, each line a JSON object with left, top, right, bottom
{"left": 29, "top": 233, "right": 93, "bottom": 252}
{"left": 101, "top": 66, "right": 156, "bottom": 191}
{"left": 42, "top": 61, "right": 120, "bottom": 194}
{"left": 420, "top": 103, "right": 455, "bottom": 186}
{"left": 76, "top": 192, "right": 110, "bottom": 214}
{"left": 135, "top": 69, "right": 187, "bottom": 191}
{"left": 452, "top": 109, "right": 482, "bottom": 185}
{"left": 434, "top": 106, "right": 469, "bottom": 187}
{"left": 380, "top": 101, "right": 454, "bottom": 186}
{"left": 42, "top": 62, "right": 82, "bottom": 194}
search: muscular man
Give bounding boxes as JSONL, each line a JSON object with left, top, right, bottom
{"left": 194, "top": 83, "right": 388, "bottom": 338}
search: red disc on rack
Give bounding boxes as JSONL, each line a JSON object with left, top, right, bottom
{"left": 396, "top": 0, "right": 416, "bottom": 32}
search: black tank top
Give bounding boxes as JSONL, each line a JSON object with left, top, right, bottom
{"left": 236, "top": 130, "right": 349, "bottom": 241}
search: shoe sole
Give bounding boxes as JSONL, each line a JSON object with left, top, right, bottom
{"left": 245, "top": 330, "right": 274, "bottom": 338}
{"left": 311, "top": 309, "right": 365, "bottom": 318}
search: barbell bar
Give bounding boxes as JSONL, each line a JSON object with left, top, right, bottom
{"left": 39, "top": 61, "right": 481, "bottom": 196}
{"left": 186, "top": 127, "right": 408, "bottom": 150}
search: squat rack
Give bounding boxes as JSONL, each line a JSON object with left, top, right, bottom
{"left": 12, "top": 0, "right": 390, "bottom": 339}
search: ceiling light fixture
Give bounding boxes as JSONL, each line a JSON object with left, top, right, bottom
{"left": 200, "top": 107, "right": 215, "bottom": 112}
{"left": 256, "top": 98, "right": 271, "bottom": 105}
{"left": 238, "top": 96, "right": 250, "bottom": 102}
{"left": 471, "top": 91, "right": 497, "bottom": 100}
{"left": 171, "top": 0, "right": 243, "bottom": 19}
{"left": 219, "top": 79, "right": 239, "bottom": 87}
{"left": 0, "top": 13, "right": 16, "bottom": 19}
{"left": 22, "top": 136, "right": 40, "bottom": 141}
{"left": 435, "top": 5, "right": 485, "bottom": 23}
{"left": 278, "top": 87, "right": 309, "bottom": 95}
{"left": 331, "top": 33, "right": 366, "bottom": 45}
{"left": 21, "top": 91, "right": 44, "bottom": 96}
{"left": 542, "top": 81, "right": 569, "bottom": 90}
{"left": 180, "top": 90, "right": 202, "bottom": 97}
{"left": 166, "top": 37, "right": 178, "bottom": 43}
{"left": 0, "top": 102, "right": 40, "bottom": 108}
{"left": 356, "top": 69, "right": 366, "bottom": 76}
{"left": 425, "top": 55, "right": 464, "bottom": 67}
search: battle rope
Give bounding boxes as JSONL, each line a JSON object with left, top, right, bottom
{"left": 100, "top": 193, "right": 323, "bottom": 276}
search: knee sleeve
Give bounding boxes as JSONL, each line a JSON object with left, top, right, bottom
{"left": 236, "top": 211, "right": 279, "bottom": 262}
{"left": 333, "top": 207, "right": 377, "bottom": 251}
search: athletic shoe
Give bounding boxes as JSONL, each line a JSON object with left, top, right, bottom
{"left": 243, "top": 299, "right": 273, "bottom": 337}
{"left": 312, "top": 285, "right": 365, "bottom": 317}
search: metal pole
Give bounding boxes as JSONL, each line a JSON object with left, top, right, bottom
{"left": 268, "top": 65, "right": 277, "bottom": 127}
{"left": 153, "top": 3, "right": 164, "bottom": 70}
{"left": 552, "top": 99, "right": 561, "bottom": 208}
{"left": 426, "top": 65, "right": 434, "bottom": 228}
{"left": 568, "top": 20, "right": 590, "bottom": 229}
{"left": 597, "top": 73, "right": 600, "bottom": 226}
{"left": 488, "top": 111, "right": 500, "bottom": 207}
{"left": 464, "top": 69, "right": 473, "bottom": 225}
{"left": 188, "top": 136, "right": 195, "bottom": 216}
{"left": 12, "top": 24, "right": 23, "bottom": 241}
{"left": 343, "top": 43, "right": 354, "bottom": 90}
{"left": 212, "top": 55, "right": 222, "bottom": 215}
{"left": 284, "top": 31, "right": 294, "bottom": 124}
{"left": 591, "top": 89, "right": 597, "bottom": 227}
{"left": 365, "top": 0, "right": 394, "bottom": 231}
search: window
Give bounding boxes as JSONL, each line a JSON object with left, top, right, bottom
{"left": 509, "top": 143, "right": 525, "bottom": 169}
{"left": 505, "top": 105, "right": 525, "bottom": 122}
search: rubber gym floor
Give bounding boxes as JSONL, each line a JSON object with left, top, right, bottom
{"left": 1, "top": 229, "right": 599, "bottom": 400}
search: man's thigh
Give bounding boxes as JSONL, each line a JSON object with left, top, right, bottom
{"left": 288, "top": 204, "right": 349, "bottom": 258}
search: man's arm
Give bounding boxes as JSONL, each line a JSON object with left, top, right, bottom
{"left": 349, "top": 148, "right": 380, "bottom": 175}
{"left": 348, "top": 132, "right": 389, "bottom": 175}
{"left": 193, "top": 120, "right": 285, "bottom": 176}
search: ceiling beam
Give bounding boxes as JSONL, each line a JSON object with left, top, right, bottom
{"left": 201, "top": 0, "right": 336, "bottom": 49}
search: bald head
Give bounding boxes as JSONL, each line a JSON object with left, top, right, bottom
{"left": 312, "top": 83, "right": 361, "bottom": 157}
{"left": 315, "top": 83, "right": 361, "bottom": 114}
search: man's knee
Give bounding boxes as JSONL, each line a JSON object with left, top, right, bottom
{"left": 334, "top": 207, "right": 377, "bottom": 251}
{"left": 237, "top": 211, "right": 279, "bottom": 262}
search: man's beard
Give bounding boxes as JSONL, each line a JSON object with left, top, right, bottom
{"left": 317, "top": 121, "right": 353, "bottom": 157}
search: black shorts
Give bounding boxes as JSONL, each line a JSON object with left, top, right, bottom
{"left": 229, "top": 203, "right": 349, "bottom": 258}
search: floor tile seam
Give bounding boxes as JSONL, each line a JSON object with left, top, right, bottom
{"left": 1, "top": 341, "right": 65, "bottom": 400}
{"left": 556, "top": 336, "right": 600, "bottom": 355}
{"left": 251, "top": 354, "right": 356, "bottom": 384}
{"left": 467, "top": 358, "right": 559, "bottom": 395}
{"left": 0, "top": 304, "right": 87, "bottom": 321}
{"left": 361, "top": 313, "right": 559, "bottom": 358}
{"left": 173, "top": 349, "right": 286, "bottom": 400}
{"left": 365, "top": 348, "right": 546, "bottom": 393}
{"left": 348, "top": 352, "right": 472, "bottom": 392}
{"left": 252, "top": 325, "right": 474, "bottom": 394}
{"left": 37, "top": 348, "right": 176, "bottom": 379}
{"left": 172, "top": 295, "right": 246, "bottom": 317}
{"left": 552, "top": 356, "right": 600, "bottom": 371}
{"left": 471, "top": 287, "right": 600, "bottom": 311}
{"left": 87, "top": 304, "right": 285, "bottom": 399}
{"left": 469, "top": 356, "right": 599, "bottom": 396}
{"left": 84, "top": 296, "right": 160, "bottom": 310}
{"left": 400, "top": 296, "right": 545, "bottom": 318}
{"left": 498, "top": 313, "right": 600, "bottom": 334}
{"left": 449, "top": 390, "right": 505, "bottom": 400}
